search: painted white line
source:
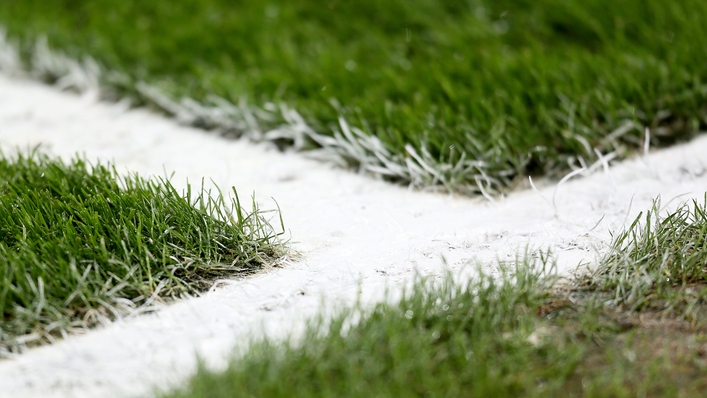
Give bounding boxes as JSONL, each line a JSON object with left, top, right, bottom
{"left": 0, "top": 74, "right": 706, "bottom": 397}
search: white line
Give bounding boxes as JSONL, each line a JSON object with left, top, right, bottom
{"left": 0, "top": 74, "right": 706, "bottom": 398}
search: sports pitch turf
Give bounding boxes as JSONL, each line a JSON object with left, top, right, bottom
{"left": 0, "top": 151, "right": 284, "bottom": 354}
{"left": 2, "top": 1, "right": 707, "bottom": 395}
{"left": 167, "top": 200, "right": 707, "bottom": 397}
{"left": 1, "top": 0, "right": 706, "bottom": 193}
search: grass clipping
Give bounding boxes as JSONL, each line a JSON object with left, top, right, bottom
{"left": 0, "top": 150, "right": 285, "bottom": 355}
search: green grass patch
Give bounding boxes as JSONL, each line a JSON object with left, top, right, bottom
{"left": 2, "top": 1, "right": 706, "bottom": 192}
{"left": 580, "top": 195, "right": 707, "bottom": 318}
{"left": 164, "top": 198, "right": 707, "bottom": 397}
{"left": 165, "top": 255, "right": 585, "bottom": 398}
{"left": 0, "top": 150, "right": 284, "bottom": 355}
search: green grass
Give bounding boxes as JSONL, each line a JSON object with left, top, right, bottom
{"left": 580, "top": 195, "right": 707, "bottom": 319}
{"left": 2, "top": 1, "right": 706, "bottom": 193}
{"left": 0, "top": 150, "right": 284, "bottom": 355}
{"left": 165, "top": 255, "right": 584, "bottom": 398}
{"left": 163, "top": 199, "right": 707, "bottom": 398}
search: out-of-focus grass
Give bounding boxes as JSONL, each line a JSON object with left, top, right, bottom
{"left": 0, "top": 150, "right": 284, "bottom": 354}
{"left": 2, "top": 1, "right": 706, "bottom": 192}
{"left": 165, "top": 198, "right": 707, "bottom": 397}
{"left": 165, "top": 256, "right": 585, "bottom": 397}
{"left": 580, "top": 196, "right": 707, "bottom": 319}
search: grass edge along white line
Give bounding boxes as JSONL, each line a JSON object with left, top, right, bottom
{"left": 0, "top": 29, "right": 493, "bottom": 195}
{"left": 0, "top": 151, "right": 289, "bottom": 358}
{"left": 1, "top": 65, "right": 707, "bottom": 394}
{"left": 0, "top": 28, "right": 645, "bottom": 197}
{"left": 158, "top": 252, "right": 564, "bottom": 397}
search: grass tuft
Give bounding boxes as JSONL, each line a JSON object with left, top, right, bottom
{"left": 0, "top": 149, "right": 285, "bottom": 354}
{"left": 580, "top": 195, "right": 707, "bottom": 316}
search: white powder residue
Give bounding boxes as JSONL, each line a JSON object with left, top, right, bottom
{"left": 0, "top": 74, "right": 706, "bottom": 397}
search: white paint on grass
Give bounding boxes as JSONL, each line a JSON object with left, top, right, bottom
{"left": 0, "top": 30, "right": 500, "bottom": 195}
{"left": 0, "top": 74, "right": 706, "bottom": 397}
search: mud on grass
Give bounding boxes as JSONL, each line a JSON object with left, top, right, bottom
{"left": 546, "top": 197, "right": 707, "bottom": 396}
{"left": 541, "top": 284, "right": 707, "bottom": 397}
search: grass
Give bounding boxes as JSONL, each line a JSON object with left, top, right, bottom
{"left": 0, "top": 150, "right": 285, "bottom": 355}
{"left": 2, "top": 1, "right": 707, "bottom": 193}
{"left": 579, "top": 195, "right": 707, "bottom": 319}
{"left": 1, "top": 0, "right": 706, "bottom": 392}
{"left": 165, "top": 255, "right": 582, "bottom": 398}
{"left": 163, "top": 198, "right": 707, "bottom": 397}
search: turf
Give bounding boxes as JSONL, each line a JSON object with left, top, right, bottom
{"left": 580, "top": 195, "right": 707, "bottom": 318}
{"left": 164, "top": 199, "right": 707, "bottom": 397}
{"left": 2, "top": 1, "right": 706, "bottom": 193}
{"left": 0, "top": 150, "right": 284, "bottom": 354}
{"left": 164, "top": 255, "right": 582, "bottom": 398}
